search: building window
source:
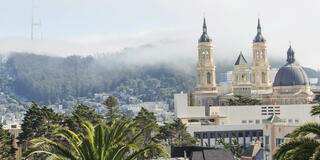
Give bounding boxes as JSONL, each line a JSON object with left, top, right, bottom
{"left": 266, "top": 155, "right": 270, "bottom": 160}
{"left": 288, "top": 119, "right": 293, "bottom": 123}
{"left": 262, "top": 72, "right": 266, "bottom": 83}
{"left": 252, "top": 73, "right": 255, "bottom": 83}
{"left": 276, "top": 138, "right": 284, "bottom": 146}
{"left": 255, "top": 120, "right": 260, "bottom": 124}
{"left": 265, "top": 136, "right": 270, "bottom": 151}
{"left": 241, "top": 120, "right": 247, "bottom": 124}
{"left": 295, "top": 119, "right": 299, "bottom": 123}
{"left": 207, "top": 72, "right": 211, "bottom": 84}
{"left": 249, "top": 120, "right": 253, "bottom": 124}
{"left": 242, "top": 74, "right": 245, "bottom": 80}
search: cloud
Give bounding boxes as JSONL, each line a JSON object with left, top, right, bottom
{"left": 0, "top": 0, "right": 319, "bottom": 69}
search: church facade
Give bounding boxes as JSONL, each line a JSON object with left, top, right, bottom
{"left": 193, "top": 18, "right": 314, "bottom": 107}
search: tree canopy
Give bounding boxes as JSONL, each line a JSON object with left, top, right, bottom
{"left": 0, "top": 124, "right": 15, "bottom": 160}
{"left": 157, "top": 118, "right": 198, "bottom": 147}
{"left": 227, "top": 95, "right": 262, "bottom": 106}
{"left": 24, "top": 119, "right": 167, "bottom": 160}
{"left": 103, "top": 96, "right": 122, "bottom": 125}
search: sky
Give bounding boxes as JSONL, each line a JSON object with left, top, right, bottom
{"left": 0, "top": 0, "right": 319, "bottom": 69}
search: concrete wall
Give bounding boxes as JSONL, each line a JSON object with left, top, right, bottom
{"left": 210, "top": 104, "right": 318, "bottom": 126}
{"left": 174, "top": 93, "right": 205, "bottom": 118}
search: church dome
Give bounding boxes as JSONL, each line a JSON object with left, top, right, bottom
{"left": 273, "top": 46, "right": 309, "bottom": 87}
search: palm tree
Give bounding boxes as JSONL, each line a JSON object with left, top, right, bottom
{"left": 311, "top": 103, "right": 320, "bottom": 116}
{"left": 23, "top": 118, "right": 167, "bottom": 160}
{"left": 273, "top": 104, "right": 320, "bottom": 160}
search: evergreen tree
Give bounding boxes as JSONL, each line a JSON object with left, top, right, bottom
{"left": 218, "top": 137, "right": 243, "bottom": 158}
{"left": 65, "top": 104, "right": 103, "bottom": 134}
{"left": 103, "top": 96, "right": 122, "bottom": 125}
{"left": 157, "top": 118, "right": 198, "bottom": 147}
{"left": 18, "top": 102, "right": 62, "bottom": 142}
{"left": 227, "top": 95, "right": 262, "bottom": 106}
{"left": 18, "top": 102, "right": 62, "bottom": 159}
{"left": 134, "top": 107, "right": 162, "bottom": 159}
{"left": 0, "top": 124, "right": 15, "bottom": 159}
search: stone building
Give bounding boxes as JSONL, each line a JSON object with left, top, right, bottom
{"left": 193, "top": 18, "right": 219, "bottom": 114}
{"left": 232, "top": 52, "right": 252, "bottom": 97}
{"left": 191, "top": 17, "right": 314, "bottom": 106}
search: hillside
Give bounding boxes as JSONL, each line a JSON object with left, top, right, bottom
{"left": 3, "top": 53, "right": 320, "bottom": 105}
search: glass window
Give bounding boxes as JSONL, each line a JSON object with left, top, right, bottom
{"left": 266, "top": 155, "right": 270, "bottom": 160}
{"left": 265, "top": 136, "right": 270, "bottom": 151}
{"left": 276, "top": 138, "right": 284, "bottom": 146}
{"left": 255, "top": 120, "right": 260, "bottom": 124}
{"left": 241, "top": 120, "right": 247, "bottom": 124}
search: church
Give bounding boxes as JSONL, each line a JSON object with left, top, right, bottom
{"left": 192, "top": 18, "right": 314, "bottom": 109}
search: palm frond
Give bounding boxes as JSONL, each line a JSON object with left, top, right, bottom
{"left": 311, "top": 104, "right": 320, "bottom": 116}
{"left": 290, "top": 122, "right": 320, "bottom": 138}
{"left": 273, "top": 138, "right": 319, "bottom": 160}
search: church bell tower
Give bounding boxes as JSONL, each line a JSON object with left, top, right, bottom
{"left": 251, "top": 18, "right": 271, "bottom": 90}
{"left": 194, "top": 18, "right": 218, "bottom": 107}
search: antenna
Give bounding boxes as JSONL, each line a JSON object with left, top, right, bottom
{"left": 31, "top": 0, "right": 42, "bottom": 40}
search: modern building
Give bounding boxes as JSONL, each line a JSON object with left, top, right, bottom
{"left": 174, "top": 93, "right": 318, "bottom": 148}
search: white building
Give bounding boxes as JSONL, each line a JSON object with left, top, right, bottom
{"left": 174, "top": 93, "right": 318, "bottom": 147}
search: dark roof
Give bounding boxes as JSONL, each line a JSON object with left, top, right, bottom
{"left": 273, "top": 45, "right": 309, "bottom": 87}
{"left": 234, "top": 52, "right": 248, "bottom": 65}
{"left": 199, "top": 17, "right": 212, "bottom": 43}
{"left": 191, "top": 151, "right": 204, "bottom": 159}
{"left": 253, "top": 18, "right": 266, "bottom": 43}
{"left": 171, "top": 146, "right": 234, "bottom": 160}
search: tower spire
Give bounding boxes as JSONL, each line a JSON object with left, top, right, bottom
{"left": 203, "top": 17, "right": 207, "bottom": 33}
{"left": 199, "top": 17, "right": 211, "bottom": 42}
{"left": 257, "top": 18, "right": 261, "bottom": 34}
{"left": 253, "top": 18, "right": 265, "bottom": 43}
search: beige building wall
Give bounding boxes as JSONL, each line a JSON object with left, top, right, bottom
{"left": 263, "top": 124, "right": 298, "bottom": 160}
{"left": 252, "top": 42, "right": 271, "bottom": 90}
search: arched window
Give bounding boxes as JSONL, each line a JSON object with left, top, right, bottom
{"left": 207, "top": 72, "right": 211, "bottom": 84}
{"left": 262, "top": 72, "right": 266, "bottom": 83}
{"left": 242, "top": 74, "right": 245, "bottom": 80}
{"left": 252, "top": 73, "right": 255, "bottom": 83}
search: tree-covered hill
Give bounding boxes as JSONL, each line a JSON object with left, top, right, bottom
{"left": 6, "top": 53, "right": 196, "bottom": 104}
{"left": 4, "top": 53, "right": 320, "bottom": 105}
